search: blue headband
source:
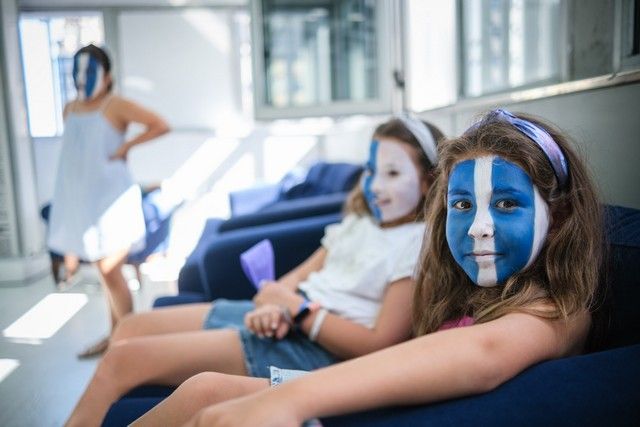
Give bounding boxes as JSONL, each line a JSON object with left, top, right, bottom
{"left": 466, "top": 109, "right": 569, "bottom": 189}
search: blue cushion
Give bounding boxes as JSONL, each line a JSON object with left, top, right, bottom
{"left": 323, "top": 344, "right": 640, "bottom": 427}
{"left": 219, "top": 192, "right": 347, "bottom": 233}
{"left": 278, "top": 162, "right": 362, "bottom": 200}
{"left": 103, "top": 397, "right": 165, "bottom": 427}
{"left": 600, "top": 205, "right": 640, "bottom": 349}
{"left": 200, "top": 213, "right": 341, "bottom": 301}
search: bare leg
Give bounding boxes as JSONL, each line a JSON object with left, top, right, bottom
{"left": 96, "top": 248, "right": 132, "bottom": 328}
{"left": 65, "top": 328, "right": 247, "bottom": 427}
{"left": 77, "top": 249, "right": 131, "bottom": 358}
{"left": 63, "top": 254, "right": 80, "bottom": 281}
{"left": 132, "top": 372, "right": 269, "bottom": 427}
{"left": 111, "top": 303, "right": 212, "bottom": 343}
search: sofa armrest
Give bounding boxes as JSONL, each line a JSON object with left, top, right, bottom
{"left": 201, "top": 213, "right": 341, "bottom": 301}
{"left": 153, "top": 292, "right": 208, "bottom": 308}
{"left": 219, "top": 192, "right": 346, "bottom": 233}
{"left": 229, "top": 183, "right": 280, "bottom": 216}
{"left": 323, "top": 344, "right": 640, "bottom": 427}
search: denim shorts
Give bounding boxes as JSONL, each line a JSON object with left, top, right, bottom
{"left": 203, "top": 299, "right": 340, "bottom": 378}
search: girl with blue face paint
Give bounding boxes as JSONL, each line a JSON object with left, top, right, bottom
{"left": 446, "top": 155, "right": 550, "bottom": 287}
{"left": 359, "top": 115, "right": 441, "bottom": 227}
{"left": 64, "top": 116, "right": 445, "bottom": 427}
{"left": 48, "top": 44, "right": 170, "bottom": 359}
{"left": 152, "top": 110, "right": 603, "bottom": 427}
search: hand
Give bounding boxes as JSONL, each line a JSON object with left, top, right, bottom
{"left": 109, "top": 143, "right": 131, "bottom": 161}
{"left": 254, "top": 282, "right": 303, "bottom": 313}
{"left": 244, "top": 304, "right": 291, "bottom": 339}
{"left": 182, "top": 393, "right": 301, "bottom": 427}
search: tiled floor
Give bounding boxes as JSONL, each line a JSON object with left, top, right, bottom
{"left": 0, "top": 264, "right": 176, "bottom": 427}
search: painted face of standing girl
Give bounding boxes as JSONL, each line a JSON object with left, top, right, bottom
{"left": 73, "top": 52, "right": 106, "bottom": 101}
{"left": 363, "top": 138, "right": 423, "bottom": 223}
{"left": 445, "top": 155, "right": 550, "bottom": 287}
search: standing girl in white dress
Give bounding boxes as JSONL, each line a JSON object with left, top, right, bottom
{"left": 48, "top": 44, "right": 170, "bottom": 358}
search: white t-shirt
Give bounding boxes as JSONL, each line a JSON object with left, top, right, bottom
{"left": 298, "top": 214, "right": 426, "bottom": 328}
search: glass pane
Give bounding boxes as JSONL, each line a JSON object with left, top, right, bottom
{"left": 261, "top": 0, "right": 378, "bottom": 108}
{"left": 19, "top": 13, "right": 104, "bottom": 137}
{"left": 462, "top": 0, "right": 562, "bottom": 97}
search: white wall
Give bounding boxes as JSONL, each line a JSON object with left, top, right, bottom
{"left": 421, "top": 82, "right": 640, "bottom": 210}
{"left": 118, "top": 8, "right": 243, "bottom": 130}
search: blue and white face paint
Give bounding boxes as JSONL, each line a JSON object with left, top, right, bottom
{"left": 73, "top": 52, "right": 106, "bottom": 101}
{"left": 446, "top": 156, "right": 550, "bottom": 287}
{"left": 363, "top": 138, "right": 423, "bottom": 223}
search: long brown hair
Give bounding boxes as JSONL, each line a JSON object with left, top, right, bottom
{"left": 413, "top": 111, "right": 603, "bottom": 335}
{"left": 344, "top": 117, "right": 445, "bottom": 221}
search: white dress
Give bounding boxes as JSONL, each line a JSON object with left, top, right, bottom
{"left": 48, "top": 98, "right": 146, "bottom": 262}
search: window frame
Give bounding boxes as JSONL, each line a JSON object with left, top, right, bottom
{"left": 18, "top": 10, "right": 105, "bottom": 138}
{"left": 615, "top": 0, "right": 640, "bottom": 72}
{"left": 250, "top": 0, "right": 395, "bottom": 120}
{"left": 456, "top": 0, "right": 570, "bottom": 100}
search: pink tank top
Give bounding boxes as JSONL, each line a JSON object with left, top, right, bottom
{"left": 439, "top": 315, "right": 474, "bottom": 331}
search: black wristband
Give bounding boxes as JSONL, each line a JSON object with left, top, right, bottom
{"left": 293, "top": 300, "right": 312, "bottom": 324}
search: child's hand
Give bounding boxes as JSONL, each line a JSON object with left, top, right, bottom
{"left": 182, "top": 393, "right": 300, "bottom": 427}
{"left": 254, "top": 282, "right": 304, "bottom": 314}
{"left": 109, "top": 142, "right": 131, "bottom": 161}
{"left": 244, "top": 304, "right": 291, "bottom": 339}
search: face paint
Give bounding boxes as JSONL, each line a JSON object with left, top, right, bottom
{"left": 363, "top": 140, "right": 382, "bottom": 221}
{"left": 445, "top": 155, "right": 550, "bottom": 287}
{"left": 362, "top": 139, "right": 422, "bottom": 223}
{"left": 73, "top": 52, "right": 105, "bottom": 101}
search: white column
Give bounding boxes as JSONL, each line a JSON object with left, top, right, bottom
{"left": 0, "top": 0, "right": 50, "bottom": 285}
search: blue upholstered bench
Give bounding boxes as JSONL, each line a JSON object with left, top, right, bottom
{"left": 104, "top": 205, "right": 640, "bottom": 426}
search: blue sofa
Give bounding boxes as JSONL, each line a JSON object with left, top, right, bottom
{"left": 156, "top": 212, "right": 342, "bottom": 306}
{"left": 172, "top": 161, "right": 362, "bottom": 302}
{"left": 103, "top": 204, "right": 640, "bottom": 427}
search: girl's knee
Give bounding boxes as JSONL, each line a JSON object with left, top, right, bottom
{"left": 182, "top": 372, "right": 225, "bottom": 392}
{"left": 178, "top": 372, "right": 259, "bottom": 407}
{"left": 96, "top": 341, "right": 134, "bottom": 379}
{"left": 111, "top": 313, "right": 139, "bottom": 341}
{"left": 178, "top": 372, "right": 229, "bottom": 406}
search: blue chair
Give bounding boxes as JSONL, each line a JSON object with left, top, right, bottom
{"left": 156, "top": 213, "right": 341, "bottom": 306}
{"left": 174, "top": 161, "right": 362, "bottom": 300}
{"left": 228, "top": 161, "right": 363, "bottom": 216}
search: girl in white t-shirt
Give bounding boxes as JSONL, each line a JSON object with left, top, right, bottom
{"left": 65, "top": 115, "right": 445, "bottom": 427}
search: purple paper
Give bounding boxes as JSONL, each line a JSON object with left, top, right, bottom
{"left": 240, "top": 239, "right": 275, "bottom": 289}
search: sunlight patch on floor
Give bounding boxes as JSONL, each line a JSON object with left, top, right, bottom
{"left": 2, "top": 293, "right": 87, "bottom": 341}
{"left": 0, "top": 359, "right": 19, "bottom": 383}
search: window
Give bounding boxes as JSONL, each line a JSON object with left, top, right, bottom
{"left": 251, "top": 0, "right": 393, "bottom": 119}
{"left": 460, "top": 0, "right": 564, "bottom": 98}
{"left": 620, "top": 0, "right": 640, "bottom": 69}
{"left": 19, "top": 13, "right": 104, "bottom": 137}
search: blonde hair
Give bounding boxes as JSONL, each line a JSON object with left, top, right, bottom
{"left": 413, "top": 111, "right": 603, "bottom": 335}
{"left": 344, "top": 118, "right": 445, "bottom": 221}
